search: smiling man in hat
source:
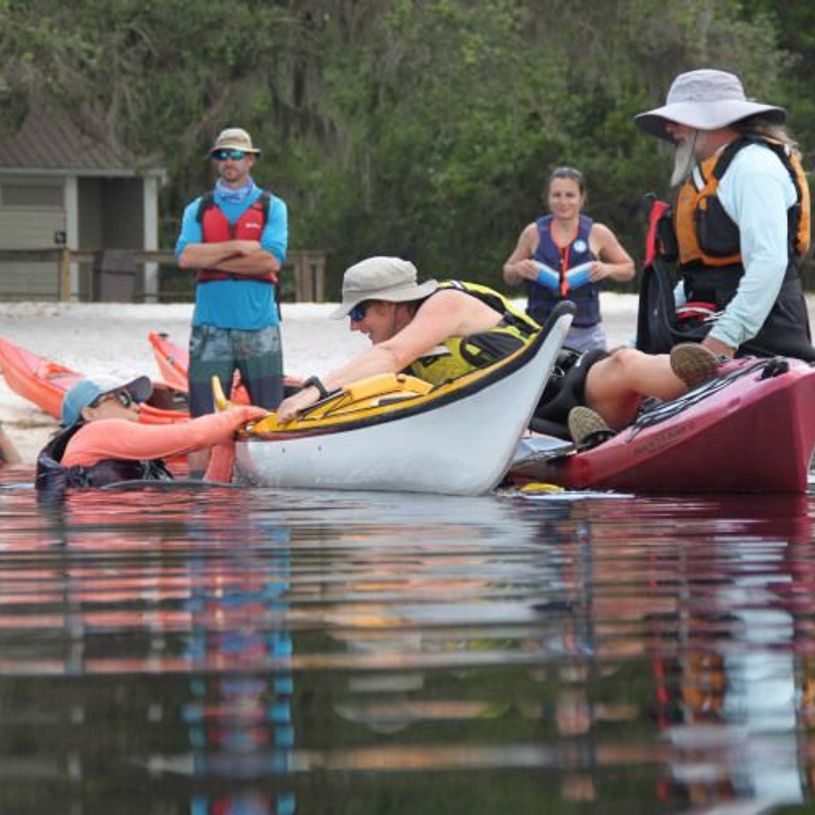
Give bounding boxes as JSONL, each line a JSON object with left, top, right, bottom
{"left": 275, "top": 256, "right": 542, "bottom": 422}
{"left": 176, "top": 126, "right": 289, "bottom": 474}
{"left": 635, "top": 68, "right": 815, "bottom": 361}
{"left": 274, "top": 256, "right": 715, "bottom": 441}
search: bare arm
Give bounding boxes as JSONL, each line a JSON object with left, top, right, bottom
{"left": 589, "top": 223, "right": 635, "bottom": 282}
{"left": 179, "top": 242, "right": 280, "bottom": 279}
{"left": 178, "top": 240, "right": 261, "bottom": 270}
{"left": 502, "top": 223, "right": 541, "bottom": 286}
{"left": 276, "top": 291, "right": 501, "bottom": 422}
{"left": 214, "top": 248, "right": 281, "bottom": 278}
{"left": 62, "top": 407, "right": 267, "bottom": 467}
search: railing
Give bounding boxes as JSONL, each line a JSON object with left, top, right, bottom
{"left": 0, "top": 248, "right": 327, "bottom": 302}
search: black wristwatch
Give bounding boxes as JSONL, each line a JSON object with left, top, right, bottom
{"left": 303, "top": 375, "right": 329, "bottom": 399}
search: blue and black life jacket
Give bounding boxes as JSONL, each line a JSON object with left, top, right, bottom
{"left": 528, "top": 214, "right": 600, "bottom": 328}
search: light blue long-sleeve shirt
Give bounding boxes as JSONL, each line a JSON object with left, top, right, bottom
{"left": 674, "top": 143, "right": 797, "bottom": 350}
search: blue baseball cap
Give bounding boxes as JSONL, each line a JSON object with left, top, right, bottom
{"left": 61, "top": 375, "right": 153, "bottom": 428}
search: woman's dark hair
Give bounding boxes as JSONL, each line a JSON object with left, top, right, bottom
{"left": 547, "top": 166, "right": 586, "bottom": 196}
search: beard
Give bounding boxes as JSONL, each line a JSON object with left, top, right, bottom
{"left": 670, "top": 133, "right": 698, "bottom": 186}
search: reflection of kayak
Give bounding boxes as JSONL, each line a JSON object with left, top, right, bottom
{"left": 510, "top": 356, "right": 815, "bottom": 495}
{"left": 234, "top": 303, "right": 574, "bottom": 495}
{"left": 148, "top": 331, "right": 304, "bottom": 402}
{"left": 0, "top": 335, "right": 189, "bottom": 425}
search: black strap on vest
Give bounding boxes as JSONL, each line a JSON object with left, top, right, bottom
{"left": 712, "top": 137, "right": 797, "bottom": 190}
{"left": 442, "top": 280, "right": 538, "bottom": 338}
{"left": 711, "top": 137, "right": 804, "bottom": 255}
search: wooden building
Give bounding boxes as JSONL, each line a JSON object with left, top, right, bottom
{"left": 0, "top": 99, "right": 166, "bottom": 300}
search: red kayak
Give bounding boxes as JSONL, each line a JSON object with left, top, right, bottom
{"left": 510, "top": 356, "right": 815, "bottom": 494}
{"left": 0, "top": 336, "right": 189, "bottom": 425}
{"left": 147, "top": 331, "right": 189, "bottom": 394}
{"left": 0, "top": 337, "right": 81, "bottom": 420}
{"left": 148, "top": 331, "right": 304, "bottom": 401}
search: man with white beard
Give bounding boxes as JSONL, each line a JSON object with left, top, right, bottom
{"left": 635, "top": 69, "right": 815, "bottom": 361}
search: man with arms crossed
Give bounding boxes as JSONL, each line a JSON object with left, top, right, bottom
{"left": 176, "top": 127, "right": 288, "bottom": 474}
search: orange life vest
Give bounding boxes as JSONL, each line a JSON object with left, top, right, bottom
{"left": 674, "top": 136, "right": 810, "bottom": 269}
{"left": 662, "top": 136, "right": 815, "bottom": 361}
{"left": 196, "top": 192, "right": 275, "bottom": 283}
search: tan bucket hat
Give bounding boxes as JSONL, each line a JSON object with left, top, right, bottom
{"left": 634, "top": 69, "right": 786, "bottom": 142}
{"left": 209, "top": 127, "right": 261, "bottom": 155}
{"left": 330, "top": 257, "right": 438, "bottom": 319}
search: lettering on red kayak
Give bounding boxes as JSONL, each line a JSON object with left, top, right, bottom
{"left": 629, "top": 423, "right": 689, "bottom": 457}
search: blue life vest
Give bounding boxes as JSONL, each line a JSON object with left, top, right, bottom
{"left": 527, "top": 214, "right": 600, "bottom": 328}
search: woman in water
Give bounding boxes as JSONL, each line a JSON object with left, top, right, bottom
{"left": 36, "top": 375, "right": 265, "bottom": 493}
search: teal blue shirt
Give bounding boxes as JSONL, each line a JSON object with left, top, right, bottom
{"left": 175, "top": 182, "right": 288, "bottom": 330}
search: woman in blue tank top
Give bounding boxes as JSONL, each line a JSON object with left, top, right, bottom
{"left": 503, "top": 167, "right": 635, "bottom": 352}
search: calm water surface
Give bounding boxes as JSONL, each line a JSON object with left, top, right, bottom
{"left": 1, "top": 468, "right": 814, "bottom": 814}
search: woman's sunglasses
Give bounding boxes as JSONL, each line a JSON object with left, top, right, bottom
{"left": 92, "top": 390, "right": 133, "bottom": 409}
{"left": 349, "top": 301, "right": 372, "bottom": 322}
{"left": 212, "top": 149, "right": 248, "bottom": 161}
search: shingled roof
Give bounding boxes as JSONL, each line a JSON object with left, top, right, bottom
{"left": 0, "top": 99, "right": 164, "bottom": 176}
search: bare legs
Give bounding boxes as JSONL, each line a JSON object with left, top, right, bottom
{"left": 583, "top": 348, "right": 687, "bottom": 429}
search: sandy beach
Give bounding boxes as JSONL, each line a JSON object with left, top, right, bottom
{"left": 3, "top": 291, "right": 811, "bottom": 464}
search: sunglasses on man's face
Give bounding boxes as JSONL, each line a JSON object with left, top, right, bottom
{"left": 349, "top": 301, "right": 373, "bottom": 322}
{"left": 212, "top": 149, "right": 248, "bottom": 161}
{"left": 92, "top": 390, "right": 133, "bottom": 409}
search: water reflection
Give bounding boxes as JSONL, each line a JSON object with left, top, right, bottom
{"left": 0, "top": 474, "right": 813, "bottom": 812}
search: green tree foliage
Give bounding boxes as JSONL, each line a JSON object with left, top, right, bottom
{"left": 0, "top": 0, "right": 803, "bottom": 294}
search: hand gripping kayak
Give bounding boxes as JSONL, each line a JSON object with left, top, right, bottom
{"left": 239, "top": 372, "right": 435, "bottom": 438}
{"left": 211, "top": 374, "right": 287, "bottom": 435}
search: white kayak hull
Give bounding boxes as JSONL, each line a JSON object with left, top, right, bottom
{"left": 235, "top": 304, "right": 574, "bottom": 495}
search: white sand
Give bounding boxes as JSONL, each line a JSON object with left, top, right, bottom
{"left": 4, "top": 291, "right": 808, "bottom": 464}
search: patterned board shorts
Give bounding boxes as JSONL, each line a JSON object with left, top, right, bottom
{"left": 188, "top": 324, "right": 284, "bottom": 416}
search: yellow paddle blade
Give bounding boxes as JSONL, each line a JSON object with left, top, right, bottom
{"left": 211, "top": 375, "right": 229, "bottom": 411}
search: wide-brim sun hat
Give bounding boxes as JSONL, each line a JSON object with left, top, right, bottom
{"left": 61, "top": 375, "right": 153, "bottom": 428}
{"left": 634, "top": 69, "right": 787, "bottom": 142}
{"left": 208, "top": 127, "right": 261, "bottom": 156}
{"left": 330, "top": 257, "right": 438, "bottom": 319}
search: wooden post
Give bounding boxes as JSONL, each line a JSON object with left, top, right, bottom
{"left": 294, "top": 252, "right": 310, "bottom": 302}
{"left": 59, "top": 248, "right": 72, "bottom": 302}
{"left": 306, "top": 251, "right": 325, "bottom": 302}
{"left": 291, "top": 250, "right": 326, "bottom": 302}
